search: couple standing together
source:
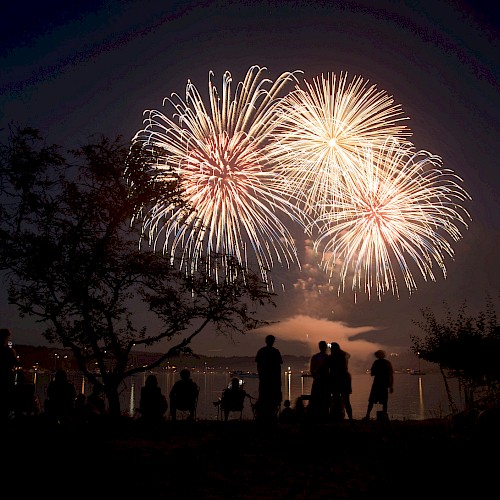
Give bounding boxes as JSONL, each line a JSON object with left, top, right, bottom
{"left": 310, "top": 340, "right": 353, "bottom": 422}
{"left": 254, "top": 336, "right": 350, "bottom": 422}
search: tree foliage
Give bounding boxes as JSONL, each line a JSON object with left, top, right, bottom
{"left": 410, "top": 294, "right": 500, "bottom": 413}
{"left": 0, "top": 125, "right": 276, "bottom": 417}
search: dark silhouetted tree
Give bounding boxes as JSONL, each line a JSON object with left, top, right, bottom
{"left": 411, "top": 293, "right": 500, "bottom": 414}
{"left": 0, "top": 125, "right": 276, "bottom": 418}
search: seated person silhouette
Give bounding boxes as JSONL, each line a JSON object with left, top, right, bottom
{"left": 169, "top": 368, "right": 199, "bottom": 421}
{"left": 139, "top": 374, "right": 168, "bottom": 426}
{"left": 86, "top": 384, "right": 107, "bottom": 422}
{"left": 44, "top": 369, "right": 77, "bottom": 424}
{"left": 220, "top": 377, "right": 249, "bottom": 421}
{"left": 279, "top": 399, "right": 296, "bottom": 424}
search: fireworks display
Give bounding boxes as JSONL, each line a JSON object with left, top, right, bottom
{"left": 268, "top": 72, "right": 412, "bottom": 219}
{"left": 313, "top": 140, "right": 472, "bottom": 300}
{"left": 133, "top": 67, "right": 471, "bottom": 299}
{"left": 132, "top": 66, "right": 304, "bottom": 283}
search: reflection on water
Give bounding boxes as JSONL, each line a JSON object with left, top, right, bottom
{"left": 129, "top": 383, "right": 136, "bottom": 417}
{"left": 418, "top": 376, "right": 425, "bottom": 420}
{"left": 31, "top": 370, "right": 464, "bottom": 421}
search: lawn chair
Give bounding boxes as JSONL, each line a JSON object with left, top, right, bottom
{"left": 216, "top": 377, "right": 250, "bottom": 421}
{"left": 174, "top": 394, "right": 199, "bottom": 420}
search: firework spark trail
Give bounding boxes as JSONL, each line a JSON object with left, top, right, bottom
{"left": 313, "top": 140, "right": 472, "bottom": 300}
{"left": 132, "top": 67, "right": 471, "bottom": 300}
{"left": 268, "top": 72, "right": 412, "bottom": 220}
{"left": 132, "top": 66, "right": 305, "bottom": 283}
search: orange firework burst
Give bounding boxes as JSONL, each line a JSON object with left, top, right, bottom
{"left": 132, "top": 67, "right": 471, "bottom": 301}
{"left": 132, "top": 66, "right": 304, "bottom": 283}
{"left": 313, "top": 139, "right": 472, "bottom": 300}
{"left": 268, "top": 72, "right": 412, "bottom": 219}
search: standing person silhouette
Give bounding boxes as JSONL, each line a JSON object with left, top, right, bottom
{"left": 255, "top": 334, "right": 283, "bottom": 422}
{"left": 309, "top": 340, "right": 330, "bottom": 422}
{"left": 0, "top": 328, "right": 19, "bottom": 422}
{"left": 329, "top": 342, "right": 353, "bottom": 421}
{"left": 363, "top": 350, "right": 394, "bottom": 422}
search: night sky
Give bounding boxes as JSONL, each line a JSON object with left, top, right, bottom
{"left": 1, "top": 1, "right": 498, "bottom": 362}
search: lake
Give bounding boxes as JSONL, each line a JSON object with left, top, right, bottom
{"left": 31, "top": 369, "right": 464, "bottom": 421}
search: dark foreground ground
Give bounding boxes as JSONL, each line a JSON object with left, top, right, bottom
{"left": 5, "top": 415, "right": 498, "bottom": 499}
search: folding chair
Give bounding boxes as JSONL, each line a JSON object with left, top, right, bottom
{"left": 170, "top": 385, "right": 199, "bottom": 421}
{"left": 175, "top": 396, "right": 198, "bottom": 420}
{"left": 219, "top": 388, "right": 246, "bottom": 421}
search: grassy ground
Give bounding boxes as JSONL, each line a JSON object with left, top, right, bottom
{"left": 5, "top": 415, "right": 497, "bottom": 499}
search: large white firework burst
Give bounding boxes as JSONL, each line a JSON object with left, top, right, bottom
{"left": 313, "top": 139, "right": 472, "bottom": 300}
{"left": 268, "top": 72, "right": 412, "bottom": 220}
{"left": 132, "top": 65, "right": 304, "bottom": 283}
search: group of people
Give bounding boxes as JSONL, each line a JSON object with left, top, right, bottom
{"left": 253, "top": 335, "right": 395, "bottom": 424}
{"left": 42, "top": 367, "right": 200, "bottom": 426}
{"left": 2, "top": 327, "right": 394, "bottom": 426}
{"left": 307, "top": 340, "right": 394, "bottom": 422}
{"left": 139, "top": 368, "right": 200, "bottom": 426}
{"left": 39, "top": 368, "right": 107, "bottom": 424}
{"left": 263, "top": 337, "right": 393, "bottom": 424}
{"left": 1, "top": 327, "right": 201, "bottom": 426}
{"left": 0, "top": 328, "right": 107, "bottom": 425}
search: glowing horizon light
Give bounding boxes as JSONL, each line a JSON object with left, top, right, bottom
{"left": 313, "top": 139, "right": 472, "bottom": 301}
{"left": 268, "top": 72, "right": 412, "bottom": 220}
{"left": 132, "top": 65, "right": 305, "bottom": 284}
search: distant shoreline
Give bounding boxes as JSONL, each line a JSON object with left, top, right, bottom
{"left": 15, "top": 344, "right": 427, "bottom": 375}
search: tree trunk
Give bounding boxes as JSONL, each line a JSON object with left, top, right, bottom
{"left": 106, "top": 386, "right": 122, "bottom": 418}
